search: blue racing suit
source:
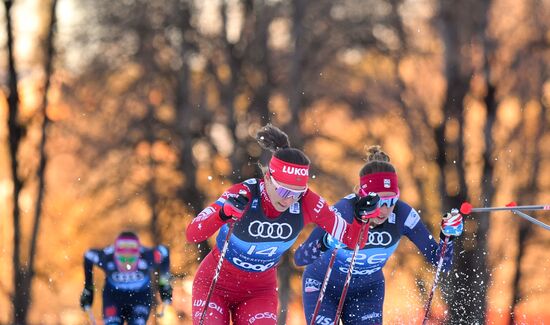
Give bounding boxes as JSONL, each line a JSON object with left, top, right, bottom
{"left": 294, "top": 194, "right": 455, "bottom": 325}
{"left": 83, "top": 245, "right": 170, "bottom": 325}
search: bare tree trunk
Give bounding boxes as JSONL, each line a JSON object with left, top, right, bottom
{"left": 510, "top": 93, "right": 546, "bottom": 324}
{"left": 435, "top": 0, "right": 492, "bottom": 322}
{"left": 275, "top": 2, "right": 308, "bottom": 323}
{"left": 175, "top": 1, "right": 212, "bottom": 261}
{"left": 146, "top": 103, "right": 161, "bottom": 244}
{"left": 23, "top": 1, "right": 59, "bottom": 324}
{"left": 4, "top": 0, "right": 27, "bottom": 323}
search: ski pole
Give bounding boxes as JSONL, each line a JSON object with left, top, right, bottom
{"left": 460, "top": 202, "right": 550, "bottom": 214}
{"left": 421, "top": 236, "right": 450, "bottom": 325}
{"left": 510, "top": 209, "right": 550, "bottom": 231}
{"left": 461, "top": 202, "right": 550, "bottom": 230}
{"left": 155, "top": 301, "right": 167, "bottom": 318}
{"left": 198, "top": 217, "right": 237, "bottom": 325}
{"left": 334, "top": 221, "right": 369, "bottom": 324}
{"left": 85, "top": 306, "right": 96, "bottom": 325}
{"left": 310, "top": 247, "right": 339, "bottom": 325}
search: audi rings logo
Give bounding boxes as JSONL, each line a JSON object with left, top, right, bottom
{"left": 367, "top": 231, "right": 393, "bottom": 246}
{"left": 248, "top": 221, "right": 293, "bottom": 240}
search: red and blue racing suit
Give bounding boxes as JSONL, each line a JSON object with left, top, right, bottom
{"left": 186, "top": 178, "right": 367, "bottom": 325}
{"left": 294, "top": 194, "right": 455, "bottom": 325}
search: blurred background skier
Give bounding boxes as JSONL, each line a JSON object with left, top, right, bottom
{"left": 79, "top": 231, "right": 172, "bottom": 324}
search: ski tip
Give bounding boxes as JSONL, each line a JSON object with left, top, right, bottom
{"left": 505, "top": 201, "right": 518, "bottom": 207}
{"left": 460, "top": 202, "right": 473, "bottom": 214}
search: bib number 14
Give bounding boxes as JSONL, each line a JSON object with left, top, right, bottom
{"left": 246, "top": 245, "right": 278, "bottom": 257}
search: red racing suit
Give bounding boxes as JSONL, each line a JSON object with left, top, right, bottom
{"left": 186, "top": 178, "right": 367, "bottom": 324}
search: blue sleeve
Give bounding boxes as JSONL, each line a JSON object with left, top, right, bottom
{"left": 293, "top": 226, "right": 326, "bottom": 266}
{"left": 83, "top": 249, "right": 101, "bottom": 287}
{"left": 155, "top": 245, "right": 171, "bottom": 275}
{"left": 404, "top": 215, "right": 454, "bottom": 272}
{"left": 294, "top": 197, "right": 354, "bottom": 266}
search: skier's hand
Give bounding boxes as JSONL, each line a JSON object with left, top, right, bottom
{"left": 441, "top": 208, "right": 464, "bottom": 238}
{"left": 219, "top": 190, "right": 250, "bottom": 222}
{"left": 159, "top": 284, "right": 173, "bottom": 304}
{"left": 80, "top": 285, "right": 94, "bottom": 310}
{"left": 354, "top": 192, "right": 380, "bottom": 223}
{"left": 320, "top": 233, "right": 346, "bottom": 251}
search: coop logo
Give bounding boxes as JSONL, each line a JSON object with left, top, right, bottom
{"left": 248, "top": 221, "right": 293, "bottom": 239}
{"left": 282, "top": 166, "right": 308, "bottom": 176}
{"left": 248, "top": 312, "right": 277, "bottom": 324}
{"left": 232, "top": 257, "right": 275, "bottom": 272}
{"left": 338, "top": 266, "right": 381, "bottom": 276}
{"left": 111, "top": 271, "right": 145, "bottom": 283}
{"left": 304, "top": 278, "right": 321, "bottom": 292}
{"left": 367, "top": 231, "right": 393, "bottom": 246}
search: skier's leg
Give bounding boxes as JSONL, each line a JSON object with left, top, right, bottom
{"left": 127, "top": 296, "right": 151, "bottom": 325}
{"left": 102, "top": 292, "right": 123, "bottom": 325}
{"left": 192, "top": 252, "right": 231, "bottom": 324}
{"left": 341, "top": 279, "right": 384, "bottom": 325}
{"left": 302, "top": 275, "right": 338, "bottom": 325}
{"left": 232, "top": 287, "right": 278, "bottom": 325}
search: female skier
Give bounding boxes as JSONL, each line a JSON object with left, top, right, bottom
{"left": 186, "top": 124, "right": 380, "bottom": 324}
{"left": 294, "top": 145, "right": 463, "bottom": 325}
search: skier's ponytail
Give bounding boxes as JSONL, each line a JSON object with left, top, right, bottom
{"left": 360, "top": 145, "right": 395, "bottom": 176}
{"left": 256, "top": 124, "right": 310, "bottom": 168}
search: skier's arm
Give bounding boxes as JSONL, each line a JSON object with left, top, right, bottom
{"left": 294, "top": 226, "right": 327, "bottom": 266}
{"left": 80, "top": 249, "right": 100, "bottom": 309}
{"left": 155, "top": 245, "right": 172, "bottom": 304}
{"left": 403, "top": 209, "right": 455, "bottom": 272}
{"left": 302, "top": 192, "right": 378, "bottom": 249}
{"left": 83, "top": 249, "right": 100, "bottom": 288}
{"left": 185, "top": 183, "right": 251, "bottom": 243}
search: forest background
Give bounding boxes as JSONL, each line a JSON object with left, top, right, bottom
{"left": 1, "top": 0, "right": 549, "bottom": 324}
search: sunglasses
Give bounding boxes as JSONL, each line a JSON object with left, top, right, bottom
{"left": 116, "top": 255, "right": 138, "bottom": 264}
{"left": 270, "top": 175, "right": 307, "bottom": 200}
{"left": 359, "top": 189, "right": 399, "bottom": 207}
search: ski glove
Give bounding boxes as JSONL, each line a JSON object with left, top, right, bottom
{"left": 79, "top": 285, "right": 94, "bottom": 310}
{"left": 441, "top": 208, "right": 464, "bottom": 238}
{"left": 320, "top": 233, "right": 347, "bottom": 251}
{"left": 219, "top": 190, "right": 250, "bottom": 222}
{"left": 159, "top": 284, "right": 173, "bottom": 304}
{"left": 354, "top": 192, "right": 381, "bottom": 223}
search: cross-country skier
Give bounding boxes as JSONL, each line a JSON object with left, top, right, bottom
{"left": 79, "top": 231, "right": 172, "bottom": 324}
{"left": 294, "top": 145, "right": 464, "bottom": 325}
{"left": 186, "top": 124, "right": 380, "bottom": 324}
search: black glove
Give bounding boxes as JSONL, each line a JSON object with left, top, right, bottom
{"left": 354, "top": 193, "right": 380, "bottom": 223}
{"left": 80, "top": 285, "right": 94, "bottom": 310}
{"left": 219, "top": 191, "right": 250, "bottom": 221}
{"left": 159, "top": 284, "right": 173, "bottom": 303}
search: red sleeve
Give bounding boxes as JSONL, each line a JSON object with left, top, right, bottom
{"left": 301, "top": 190, "right": 369, "bottom": 249}
{"left": 185, "top": 183, "right": 252, "bottom": 243}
